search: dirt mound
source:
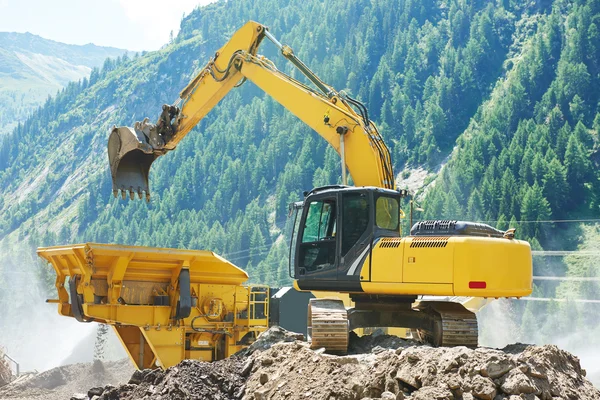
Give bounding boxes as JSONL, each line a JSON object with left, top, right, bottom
{"left": 244, "top": 341, "right": 599, "bottom": 400}
{"left": 97, "top": 358, "right": 245, "bottom": 400}
{"left": 236, "top": 325, "right": 305, "bottom": 357}
{"left": 347, "top": 330, "right": 416, "bottom": 354}
{"left": 89, "top": 328, "right": 599, "bottom": 400}
{"left": 0, "top": 359, "right": 133, "bottom": 400}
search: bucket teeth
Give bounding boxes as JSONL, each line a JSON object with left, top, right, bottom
{"left": 114, "top": 187, "right": 151, "bottom": 201}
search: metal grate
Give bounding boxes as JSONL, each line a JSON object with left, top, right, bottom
{"left": 379, "top": 238, "right": 403, "bottom": 248}
{"left": 409, "top": 237, "right": 449, "bottom": 248}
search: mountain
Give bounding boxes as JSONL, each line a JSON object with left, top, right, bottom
{"left": 1, "top": 0, "right": 599, "bottom": 377}
{"left": 0, "top": 32, "right": 128, "bottom": 136}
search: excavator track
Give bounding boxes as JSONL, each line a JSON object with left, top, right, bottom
{"left": 414, "top": 301, "right": 478, "bottom": 347}
{"left": 307, "top": 298, "right": 348, "bottom": 353}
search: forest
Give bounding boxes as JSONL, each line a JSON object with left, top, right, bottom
{"left": 0, "top": 0, "right": 599, "bottom": 348}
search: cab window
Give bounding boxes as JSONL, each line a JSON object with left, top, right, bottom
{"left": 302, "top": 200, "right": 336, "bottom": 242}
{"left": 376, "top": 196, "right": 400, "bottom": 231}
{"left": 299, "top": 199, "right": 337, "bottom": 272}
{"left": 342, "top": 193, "right": 369, "bottom": 256}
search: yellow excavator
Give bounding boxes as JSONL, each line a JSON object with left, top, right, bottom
{"left": 104, "top": 21, "right": 531, "bottom": 352}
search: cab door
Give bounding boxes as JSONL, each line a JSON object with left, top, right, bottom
{"left": 338, "top": 192, "right": 372, "bottom": 281}
{"left": 296, "top": 195, "right": 339, "bottom": 280}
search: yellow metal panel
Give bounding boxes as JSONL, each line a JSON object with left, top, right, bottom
{"left": 403, "top": 237, "right": 454, "bottom": 284}
{"left": 361, "top": 282, "right": 454, "bottom": 296}
{"left": 142, "top": 328, "right": 186, "bottom": 369}
{"left": 113, "top": 325, "right": 154, "bottom": 369}
{"left": 452, "top": 237, "right": 532, "bottom": 297}
{"left": 38, "top": 243, "right": 249, "bottom": 286}
{"left": 84, "top": 304, "right": 172, "bottom": 326}
{"left": 187, "top": 349, "right": 214, "bottom": 362}
{"left": 311, "top": 291, "right": 352, "bottom": 306}
{"left": 370, "top": 238, "right": 404, "bottom": 282}
{"left": 107, "top": 256, "right": 131, "bottom": 304}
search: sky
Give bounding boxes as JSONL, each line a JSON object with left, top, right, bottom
{"left": 0, "top": 0, "right": 216, "bottom": 51}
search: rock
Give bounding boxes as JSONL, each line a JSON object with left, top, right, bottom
{"left": 261, "top": 357, "right": 274, "bottom": 366}
{"left": 352, "top": 383, "right": 365, "bottom": 396}
{"left": 241, "top": 359, "right": 254, "bottom": 377}
{"left": 410, "top": 386, "right": 454, "bottom": 399}
{"left": 447, "top": 377, "right": 461, "bottom": 390}
{"left": 381, "top": 391, "right": 396, "bottom": 400}
{"left": 234, "top": 384, "right": 246, "bottom": 399}
{"left": 330, "top": 356, "right": 359, "bottom": 365}
{"left": 484, "top": 359, "right": 513, "bottom": 379}
{"left": 259, "top": 373, "right": 269, "bottom": 385}
{"left": 254, "top": 387, "right": 270, "bottom": 400}
{"left": 128, "top": 370, "right": 144, "bottom": 385}
{"left": 70, "top": 394, "right": 87, "bottom": 400}
{"left": 88, "top": 386, "right": 105, "bottom": 397}
{"left": 385, "top": 377, "right": 399, "bottom": 394}
{"left": 471, "top": 375, "right": 497, "bottom": 400}
{"left": 500, "top": 370, "right": 537, "bottom": 395}
{"left": 396, "top": 365, "right": 420, "bottom": 389}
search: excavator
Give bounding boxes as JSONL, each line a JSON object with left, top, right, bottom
{"left": 106, "top": 21, "right": 532, "bottom": 352}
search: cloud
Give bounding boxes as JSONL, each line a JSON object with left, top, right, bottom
{"left": 117, "top": 0, "right": 214, "bottom": 49}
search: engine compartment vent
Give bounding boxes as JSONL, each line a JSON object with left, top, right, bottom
{"left": 379, "top": 238, "right": 402, "bottom": 248}
{"left": 409, "top": 237, "right": 449, "bottom": 248}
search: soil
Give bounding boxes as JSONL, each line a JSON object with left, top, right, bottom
{"left": 0, "top": 359, "right": 133, "bottom": 400}
{"left": 1, "top": 327, "right": 598, "bottom": 400}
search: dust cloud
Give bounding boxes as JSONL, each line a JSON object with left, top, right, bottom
{"left": 0, "top": 244, "right": 96, "bottom": 373}
{"left": 479, "top": 299, "right": 600, "bottom": 387}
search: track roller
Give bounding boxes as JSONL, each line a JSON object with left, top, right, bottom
{"left": 414, "top": 301, "right": 478, "bottom": 347}
{"left": 307, "top": 298, "right": 348, "bottom": 353}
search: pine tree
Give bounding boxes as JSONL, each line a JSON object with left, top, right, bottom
{"left": 520, "top": 183, "right": 551, "bottom": 239}
{"left": 564, "top": 134, "right": 591, "bottom": 200}
{"left": 467, "top": 189, "right": 484, "bottom": 220}
{"left": 542, "top": 158, "right": 568, "bottom": 216}
{"left": 443, "top": 192, "right": 462, "bottom": 220}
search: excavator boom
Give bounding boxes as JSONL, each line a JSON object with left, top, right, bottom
{"left": 108, "top": 21, "right": 394, "bottom": 200}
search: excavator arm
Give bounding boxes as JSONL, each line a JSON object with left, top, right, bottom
{"left": 108, "top": 21, "right": 394, "bottom": 200}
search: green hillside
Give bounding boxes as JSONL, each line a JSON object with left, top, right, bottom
{"left": 1, "top": 0, "right": 599, "bottom": 366}
{"left": 0, "top": 32, "right": 128, "bottom": 136}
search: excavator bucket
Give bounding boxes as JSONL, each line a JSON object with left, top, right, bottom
{"left": 108, "top": 126, "right": 156, "bottom": 201}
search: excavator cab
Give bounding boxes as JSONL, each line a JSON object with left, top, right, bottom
{"left": 290, "top": 186, "right": 406, "bottom": 292}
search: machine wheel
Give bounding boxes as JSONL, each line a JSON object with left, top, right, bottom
{"left": 307, "top": 298, "right": 349, "bottom": 354}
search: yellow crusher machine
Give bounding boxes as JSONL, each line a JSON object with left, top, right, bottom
{"left": 38, "top": 244, "right": 270, "bottom": 368}
{"left": 40, "top": 20, "right": 533, "bottom": 366}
